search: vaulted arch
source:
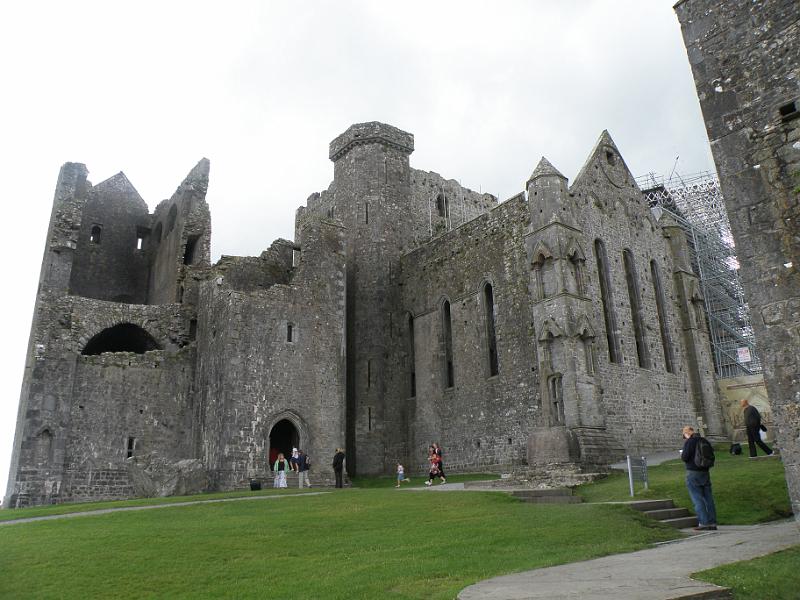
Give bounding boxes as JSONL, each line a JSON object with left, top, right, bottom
{"left": 82, "top": 323, "right": 161, "bottom": 356}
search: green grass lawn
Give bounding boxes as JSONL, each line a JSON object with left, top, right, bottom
{"left": 0, "top": 488, "right": 317, "bottom": 522}
{"left": 575, "top": 449, "right": 792, "bottom": 524}
{"left": 0, "top": 489, "right": 679, "bottom": 599}
{"left": 693, "top": 545, "right": 800, "bottom": 600}
{"left": 351, "top": 472, "right": 499, "bottom": 489}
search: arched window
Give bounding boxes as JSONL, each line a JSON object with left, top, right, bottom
{"left": 82, "top": 323, "right": 161, "bottom": 355}
{"left": 580, "top": 329, "right": 595, "bottom": 375}
{"left": 566, "top": 244, "right": 586, "bottom": 296}
{"left": 287, "top": 322, "right": 295, "bottom": 343}
{"left": 436, "top": 193, "right": 448, "bottom": 218}
{"left": 548, "top": 374, "right": 565, "bottom": 425}
{"left": 594, "top": 240, "right": 621, "bottom": 363}
{"left": 167, "top": 205, "right": 178, "bottom": 234}
{"left": 407, "top": 314, "right": 416, "bottom": 397}
{"left": 33, "top": 429, "right": 53, "bottom": 464}
{"left": 90, "top": 225, "right": 102, "bottom": 244}
{"left": 623, "top": 249, "right": 650, "bottom": 368}
{"left": 483, "top": 283, "right": 499, "bottom": 376}
{"left": 650, "top": 260, "right": 675, "bottom": 373}
{"left": 532, "top": 246, "right": 554, "bottom": 300}
{"left": 442, "top": 300, "right": 454, "bottom": 388}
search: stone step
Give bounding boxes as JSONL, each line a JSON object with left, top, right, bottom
{"left": 510, "top": 488, "right": 574, "bottom": 498}
{"left": 665, "top": 589, "right": 732, "bottom": 600}
{"left": 662, "top": 515, "right": 699, "bottom": 529}
{"left": 518, "top": 495, "right": 583, "bottom": 504}
{"left": 626, "top": 499, "right": 676, "bottom": 512}
{"left": 644, "top": 507, "right": 692, "bottom": 520}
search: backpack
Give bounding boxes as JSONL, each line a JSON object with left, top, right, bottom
{"left": 730, "top": 442, "right": 742, "bottom": 455}
{"left": 694, "top": 436, "right": 715, "bottom": 468}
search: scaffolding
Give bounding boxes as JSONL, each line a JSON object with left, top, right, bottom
{"left": 638, "top": 171, "right": 762, "bottom": 378}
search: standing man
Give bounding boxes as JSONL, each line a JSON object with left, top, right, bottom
{"left": 681, "top": 426, "right": 718, "bottom": 531}
{"left": 740, "top": 399, "right": 773, "bottom": 458}
{"left": 332, "top": 448, "right": 346, "bottom": 488}
{"left": 298, "top": 450, "right": 311, "bottom": 489}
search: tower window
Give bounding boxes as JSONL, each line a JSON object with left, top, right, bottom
{"left": 287, "top": 323, "right": 294, "bottom": 342}
{"left": 442, "top": 300, "right": 454, "bottom": 388}
{"left": 408, "top": 314, "right": 416, "bottom": 398}
{"left": 126, "top": 436, "right": 136, "bottom": 458}
{"left": 90, "top": 225, "right": 102, "bottom": 244}
{"left": 483, "top": 283, "right": 499, "bottom": 377}
{"left": 779, "top": 100, "right": 798, "bottom": 122}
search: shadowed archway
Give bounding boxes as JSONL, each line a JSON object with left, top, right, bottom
{"left": 268, "top": 419, "right": 299, "bottom": 470}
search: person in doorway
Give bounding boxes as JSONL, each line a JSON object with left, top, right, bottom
{"left": 332, "top": 448, "right": 346, "bottom": 488}
{"left": 740, "top": 399, "right": 773, "bottom": 458}
{"left": 298, "top": 450, "right": 311, "bottom": 488}
{"left": 681, "top": 426, "right": 718, "bottom": 531}
{"left": 273, "top": 452, "right": 290, "bottom": 488}
{"left": 432, "top": 442, "right": 446, "bottom": 484}
{"left": 290, "top": 447, "right": 300, "bottom": 472}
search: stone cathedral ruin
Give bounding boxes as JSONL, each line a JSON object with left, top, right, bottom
{"left": 5, "top": 122, "right": 725, "bottom": 507}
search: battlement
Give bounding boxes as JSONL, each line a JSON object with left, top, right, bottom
{"left": 329, "top": 121, "right": 414, "bottom": 161}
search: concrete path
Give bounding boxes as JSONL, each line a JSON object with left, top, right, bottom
{"left": 611, "top": 450, "right": 682, "bottom": 470}
{"left": 0, "top": 491, "right": 331, "bottom": 527}
{"left": 458, "top": 519, "right": 799, "bottom": 600}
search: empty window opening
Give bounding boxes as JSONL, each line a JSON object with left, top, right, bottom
{"left": 189, "top": 318, "right": 198, "bottom": 341}
{"left": 442, "top": 300, "right": 455, "bottom": 388}
{"left": 605, "top": 150, "right": 616, "bottom": 166}
{"left": 582, "top": 334, "right": 595, "bottom": 375}
{"left": 594, "top": 240, "right": 621, "bottom": 363}
{"left": 183, "top": 235, "right": 200, "bottom": 265}
{"left": 167, "top": 205, "right": 178, "bottom": 234}
{"left": 367, "top": 359, "right": 372, "bottom": 389}
{"left": 549, "top": 374, "right": 565, "bottom": 425}
{"left": 89, "top": 225, "right": 102, "bottom": 244}
{"left": 483, "top": 283, "right": 499, "bottom": 377}
{"left": 135, "top": 227, "right": 149, "bottom": 251}
{"left": 408, "top": 314, "right": 416, "bottom": 397}
{"left": 368, "top": 407, "right": 372, "bottom": 432}
{"left": 623, "top": 249, "right": 650, "bottom": 368}
{"left": 365, "top": 202, "right": 369, "bottom": 224}
{"left": 779, "top": 100, "right": 798, "bottom": 122}
{"left": 327, "top": 206, "right": 335, "bottom": 219}
{"left": 287, "top": 323, "right": 294, "bottom": 342}
{"left": 178, "top": 285, "right": 185, "bottom": 303}
{"left": 651, "top": 260, "right": 675, "bottom": 373}
{"left": 82, "top": 323, "right": 161, "bottom": 355}
{"left": 436, "top": 194, "right": 448, "bottom": 218}
{"left": 126, "top": 436, "right": 136, "bottom": 459}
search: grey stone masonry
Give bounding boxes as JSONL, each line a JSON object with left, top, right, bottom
{"left": 676, "top": 0, "right": 800, "bottom": 518}
{"left": 5, "top": 120, "right": 724, "bottom": 506}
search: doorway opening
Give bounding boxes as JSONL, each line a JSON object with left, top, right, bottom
{"left": 268, "top": 419, "right": 299, "bottom": 470}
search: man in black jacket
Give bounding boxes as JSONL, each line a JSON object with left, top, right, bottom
{"left": 740, "top": 399, "right": 773, "bottom": 458}
{"left": 332, "top": 448, "right": 346, "bottom": 488}
{"left": 681, "top": 426, "right": 718, "bottom": 531}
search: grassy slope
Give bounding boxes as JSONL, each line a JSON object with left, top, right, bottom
{"left": 575, "top": 450, "right": 792, "bottom": 524}
{"left": 693, "top": 545, "right": 800, "bottom": 600}
{"left": 0, "top": 490, "right": 678, "bottom": 600}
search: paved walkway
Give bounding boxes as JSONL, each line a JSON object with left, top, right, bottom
{"left": 0, "top": 491, "right": 330, "bottom": 526}
{"left": 458, "top": 519, "right": 800, "bottom": 600}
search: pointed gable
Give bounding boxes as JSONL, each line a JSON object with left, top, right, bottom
{"left": 90, "top": 172, "right": 148, "bottom": 212}
{"left": 528, "top": 156, "right": 567, "bottom": 185}
{"left": 570, "top": 130, "right": 639, "bottom": 193}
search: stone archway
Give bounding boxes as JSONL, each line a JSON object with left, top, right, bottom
{"left": 268, "top": 419, "right": 300, "bottom": 470}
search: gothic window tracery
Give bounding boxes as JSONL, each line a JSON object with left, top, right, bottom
{"left": 623, "top": 249, "right": 650, "bottom": 368}
{"left": 594, "top": 239, "right": 621, "bottom": 363}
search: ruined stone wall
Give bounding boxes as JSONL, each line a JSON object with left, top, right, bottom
{"left": 196, "top": 216, "right": 346, "bottom": 489}
{"left": 567, "top": 136, "right": 722, "bottom": 450}
{"left": 395, "top": 195, "right": 539, "bottom": 471}
{"left": 676, "top": 0, "right": 800, "bottom": 516}
{"left": 148, "top": 160, "right": 212, "bottom": 305}
{"left": 68, "top": 174, "right": 151, "bottom": 304}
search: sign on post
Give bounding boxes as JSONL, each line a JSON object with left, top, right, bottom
{"left": 626, "top": 455, "right": 648, "bottom": 497}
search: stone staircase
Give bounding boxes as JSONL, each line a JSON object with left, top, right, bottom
{"left": 627, "top": 499, "right": 698, "bottom": 529}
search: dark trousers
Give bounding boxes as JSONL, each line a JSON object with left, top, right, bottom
{"left": 334, "top": 468, "right": 343, "bottom": 488}
{"left": 746, "top": 425, "right": 772, "bottom": 457}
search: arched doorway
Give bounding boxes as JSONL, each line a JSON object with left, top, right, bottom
{"left": 268, "top": 419, "right": 299, "bottom": 470}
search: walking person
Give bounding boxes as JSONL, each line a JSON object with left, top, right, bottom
{"left": 681, "top": 426, "right": 718, "bottom": 531}
{"left": 740, "top": 399, "right": 773, "bottom": 458}
{"left": 332, "top": 448, "right": 346, "bottom": 488}
{"left": 298, "top": 450, "right": 311, "bottom": 488}
{"left": 432, "top": 442, "right": 446, "bottom": 484}
{"left": 396, "top": 463, "right": 410, "bottom": 487}
{"left": 273, "top": 452, "right": 290, "bottom": 488}
{"left": 425, "top": 446, "right": 440, "bottom": 486}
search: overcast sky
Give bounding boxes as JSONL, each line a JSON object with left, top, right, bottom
{"left": 0, "top": 1, "right": 715, "bottom": 502}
